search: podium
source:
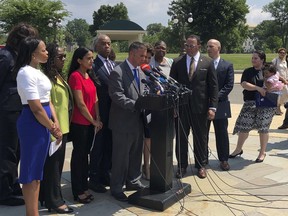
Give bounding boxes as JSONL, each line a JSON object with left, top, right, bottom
{"left": 128, "top": 93, "right": 192, "bottom": 211}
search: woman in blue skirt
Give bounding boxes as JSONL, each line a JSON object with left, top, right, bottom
{"left": 14, "top": 37, "right": 62, "bottom": 216}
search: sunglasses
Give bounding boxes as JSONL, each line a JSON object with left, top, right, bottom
{"left": 56, "top": 54, "right": 66, "bottom": 60}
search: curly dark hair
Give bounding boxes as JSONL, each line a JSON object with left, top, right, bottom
{"left": 6, "top": 23, "right": 38, "bottom": 52}
{"left": 41, "top": 43, "right": 60, "bottom": 84}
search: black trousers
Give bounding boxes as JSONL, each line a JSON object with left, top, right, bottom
{"left": 0, "top": 110, "right": 20, "bottom": 200}
{"left": 39, "top": 134, "right": 68, "bottom": 208}
{"left": 89, "top": 125, "right": 112, "bottom": 184}
{"left": 207, "top": 118, "right": 229, "bottom": 162}
{"left": 70, "top": 123, "right": 94, "bottom": 197}
{"left": 175, "top": 106, "right": 208, "bottom": 169}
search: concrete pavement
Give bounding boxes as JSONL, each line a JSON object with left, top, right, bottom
{"left": 1, "top": 74, "right": 288, "bottom": 216}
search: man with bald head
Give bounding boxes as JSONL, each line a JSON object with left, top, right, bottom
{"left": 207, "top": 39, "right": 234, "bottom": 171}
{"left": 89, "top": 34, "right": 115, "bottom": 193}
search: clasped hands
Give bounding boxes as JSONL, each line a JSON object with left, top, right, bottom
{"left": 50, "top": 123, "right": 62, "bottom": 144}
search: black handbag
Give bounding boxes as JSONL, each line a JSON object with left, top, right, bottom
{"left": 255, "top": 92, "right": 278, "bottom": 107}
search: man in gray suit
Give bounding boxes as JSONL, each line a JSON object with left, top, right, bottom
{"left": 108, "top": 42, "right": 147, "bottom": 202}
{"left": 170, "top": 35, "right": 218, "bottom": 179}
{"left": 207, "top": 39, "right": 234, "bottom": 171}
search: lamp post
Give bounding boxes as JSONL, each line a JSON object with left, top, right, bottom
{"left": 48, "top": 18, "right": 62, "bottom": 43}
{"left": 172, "top": 12, "right": 193, "bottom": 54}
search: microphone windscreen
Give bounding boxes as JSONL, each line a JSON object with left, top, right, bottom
{"left": 140, "top": 64, "right": 151, "bottom": 71}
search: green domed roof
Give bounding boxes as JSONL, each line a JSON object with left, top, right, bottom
{"left": 99, "top": 20, "right": 144, "bottom": 31}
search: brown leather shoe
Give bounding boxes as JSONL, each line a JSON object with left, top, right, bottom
{"left": 175, "top": 168, "right": 187, "bottom": 179}
{"left": 197, "top": 167, "right": 207, "bottom": 179}
{"left": 220, "top": 161, "right": 230, "bottom": 171}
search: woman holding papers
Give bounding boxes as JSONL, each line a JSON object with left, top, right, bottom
{"left": 68, "top": 47, "right": 102, "bottom": 204}
{"left": 14, "top": 37, "right": 62, "bottom": 216}
{"left": 39, "top": 43, "right": 74, "bottom": 213}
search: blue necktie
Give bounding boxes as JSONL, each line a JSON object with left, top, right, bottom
{"left": 133, "top": 68, "right": 140, "bottom": 89}
{"left": 105, "top": 59, "right": 113, "bottom": 73}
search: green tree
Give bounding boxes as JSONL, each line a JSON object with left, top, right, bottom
{"left": 143, "top": 23, "right": 166, "bottom": 46}
{"left": 0, "top": 0, "right": 69, "bottom": 42}
{"left": 263, "top": 0, "right": 288, "bottom": 48}
{"left": 90, "top": 2, "right": 129, "bottom": 36}
{"left": 146, "top": 23, "right": 165, "bottom": 36}
{"left": 168, "top": 0, "right": 249, "bottom": 53}
{"left": 253, "top": 20, "right": 282, "bottom": 52}
{"left": 66, "top": 19, "right": 92, "bottom": 47}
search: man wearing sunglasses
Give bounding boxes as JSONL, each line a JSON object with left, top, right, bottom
{"left": 170, "top": 35, "right": 218, "bottom": 179}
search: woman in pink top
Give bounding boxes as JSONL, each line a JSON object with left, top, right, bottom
{"left": 68, "top": 47, "right": 102, "bottom": 204}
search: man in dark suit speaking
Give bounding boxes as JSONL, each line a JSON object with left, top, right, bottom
{"left": 207, "top": 39, "right": 234, "bottom": 171}
{"left": 108, "top": 42, "right": 147, "bottom": 202}
{"left": 170, "top": 35, "right": 218, "bottom": 179}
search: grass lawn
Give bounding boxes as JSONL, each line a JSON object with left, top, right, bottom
{"left": 63, "top": 52, "right": 277, "bottom": 72}
{"left": 116, "top": 52, "right": 277, "bottom": 70}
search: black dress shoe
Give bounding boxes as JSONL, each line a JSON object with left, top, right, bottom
{"left": 112, "top": 192, "right": 128, "bottom": 202}
{"left": 220, "top": 161, "right": 230, "bottom": 171}
{"left": 175, "top": 168, "right": 187, "bottom": 179}
{"left": 0, "top": 197, "right": 25, "bottom": 206}
{"left": 88, "top": 182, "right": 107, "bottom": 193}
{"left": 48, "top": 206, "right": 74, "bottom": 214}
{"left": 126, "top": 181, "right": 146, "bottom": 191}
{"left": 278, "top": 124, "right": 288, "bottom": 129}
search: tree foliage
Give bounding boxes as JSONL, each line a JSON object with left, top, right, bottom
{"left": 167, "top": 0, "right": 249, "bottom": 53}
{"left": 253, "top": 20, "right": 282, "bottom": 52}
{"left": 90, "top": 2, "right": 129, "bottom": 35}
{"left": 0, "top": 0, "right": 69, "bottom": 41}
{"left": 66, "top": 19, "right": 92, "bottom": 47}
{"left": 263, "top": 0, "right": 288, "bottom": 48}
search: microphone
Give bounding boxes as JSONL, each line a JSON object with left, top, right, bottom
{"left": 151, "top": 66, "right": 180, "bottom": 86}
{"left": 140, "top": 64, "right": 164, "bottom": 93}
{"left": 141, "top": 79, "right": 161, "bottom": 95}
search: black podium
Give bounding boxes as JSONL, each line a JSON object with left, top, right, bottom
{"left": 128, "top": 93, "right": 191, "bottom": 211}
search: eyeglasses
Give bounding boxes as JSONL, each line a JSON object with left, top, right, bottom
{"left": 56, "top": 54, "right": 66, "bottom": 60}
{"left": 185, "top": 44, "right": 197, "bottom": 49}
{"left": 279, "top": 52, "right": 286, "bottom": 54}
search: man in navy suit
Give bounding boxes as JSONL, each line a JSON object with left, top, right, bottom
{"left": 170, "top": 35, "right": 218, "bottom": 179}
{"left": 108, "top": 42, "right": 147, "bottom": 202}
{"left": 89, "top": 34, "right": 115, "bottom": 193}
{"left": 207, "top": 39, "right": 234, "bottom": 171}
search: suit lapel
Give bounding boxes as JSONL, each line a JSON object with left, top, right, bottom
{"left": 123, "top": 62, "right": 140, "bottom": 94}
{"left": 95, "top": 57, "right": 110, "bottom": 77}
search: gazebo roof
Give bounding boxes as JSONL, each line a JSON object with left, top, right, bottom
{"left": 99, "top": 20, "right": 144, "bottom": 31}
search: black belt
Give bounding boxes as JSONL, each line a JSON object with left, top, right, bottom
{"left": 23, "top": 102, "right": 49, "bottom": 107}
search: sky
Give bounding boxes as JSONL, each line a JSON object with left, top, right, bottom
{"left": 61, "top": 0, "right": 273, "bottom": 29}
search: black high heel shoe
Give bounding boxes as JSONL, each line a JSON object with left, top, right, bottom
{"left": 229, "top": 150, "right": 243, "bottom": 158}
{"left": 48, "top": 206, "right": 74, "bottom": 214}
{"left": 255, "top": 154, "right": 266, "bottom": 163}
{"left": 73, "top": 195, "right": 91, "bottom": 204}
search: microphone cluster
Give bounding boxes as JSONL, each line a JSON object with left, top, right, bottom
{"left": 140, "top": 64, "right": 181, "bottom": 95}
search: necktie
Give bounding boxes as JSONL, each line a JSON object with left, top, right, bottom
{"left": 214, "top": 60, "right": 218, "bottom": 70}
{"left": 189, "top": 57, "right": 195, "bottom": 81}
{"left": 105, "top": 59, "right": 113, "bottom": 73}
{"left": 133, "top": 68, "right": 140, "bottom": 89}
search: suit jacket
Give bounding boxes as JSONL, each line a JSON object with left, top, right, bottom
{"left": 0, "top": 46, "right": 22, "bottom": 111}
{"left": 170, "top": 54, "right": 218, "bottom": 113}
{"left": 216, "top": 59, "right": 234, "bottom": 102}
{"left": 93, "top": 56, "right": 116, "bottom": 123}
{"left": 108, "top": 60, "right": 145, "bottom": 133}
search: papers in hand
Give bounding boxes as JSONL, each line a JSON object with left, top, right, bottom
{"left": 49, "top": 140, "right": 62, "bottom": 156}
